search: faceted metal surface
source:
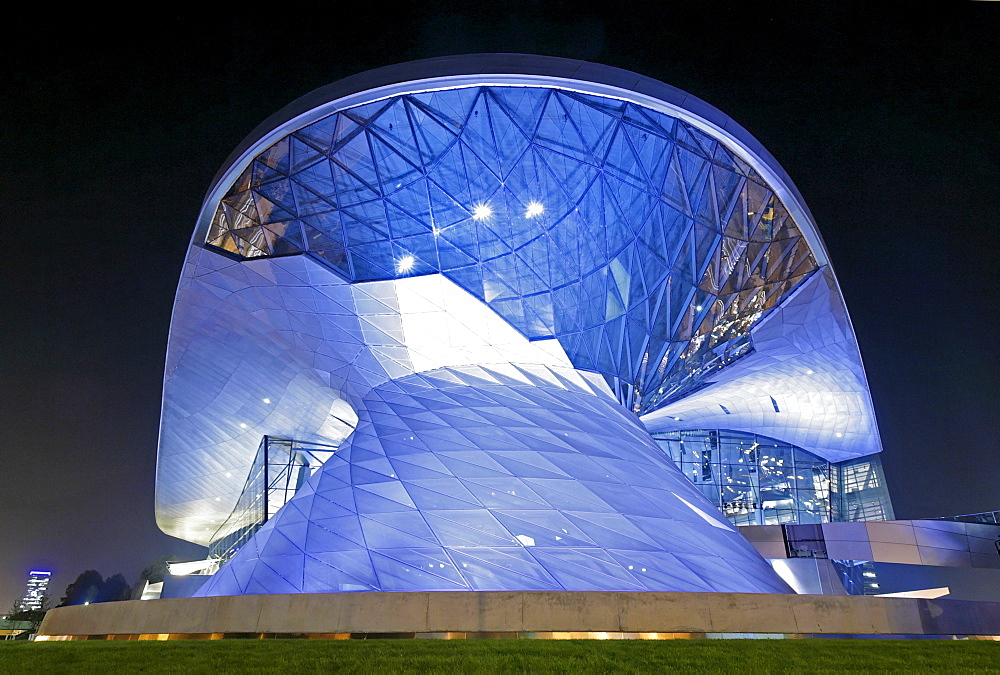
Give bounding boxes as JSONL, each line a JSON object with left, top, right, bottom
{"left": 196, "top": 365, "right": 791, "bottom": 595}
{"left": 641, "top": 269, "right": 884, "bottom": 461}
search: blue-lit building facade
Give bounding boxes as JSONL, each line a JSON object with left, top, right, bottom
{"left": 156, "top": 55, "right": 891, "bottom": 597}
{"left": 18, "top": 570, "right": 51, "bottom": 612}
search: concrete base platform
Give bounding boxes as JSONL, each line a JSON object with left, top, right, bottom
{"left": 37, "top": 591, "right": 1000, "bottom": 640}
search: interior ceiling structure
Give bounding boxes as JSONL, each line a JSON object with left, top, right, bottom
{"left": 205, "top": 84, "right": 818, "bottom": 415}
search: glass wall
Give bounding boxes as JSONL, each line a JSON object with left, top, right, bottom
{"left": 831, "top": 559, "right": 880, "bottom": 595}
{"left": 208, "top": 437, "right": 337, "bottom": 562}
{"left": 653, "top": 429, "right": 892, "bottom": 525}
{"left": 832, "top": 456, "right": 894, "bottom": 521}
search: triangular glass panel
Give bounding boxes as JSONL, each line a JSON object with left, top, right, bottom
{"left": 294, "top": 113, "right": 339, "bottom": 154}
{"left": 257, "top": 137, "right": 290, "bottom": 174}
{"left": 489, "top": 86, "right": 550, "bottom": 138}
{"left": 408, "top": 98, "right": 460, "bottom": 167}
{"left": 484, "top": 91, "right": 531, "bottom": 177}
{"left": 253, "top": 185, "right": 296, "bottom": 222}
{"left": 534, "top": 92, "right": 592, "bottom": 164}
{"left": 556, "top": 91, "right": 619, "bottom": 160}
{"left": 289, "top": 179, "right": 336, "bottom": 217}
{"left": 370, "top": 132, "right": 423, "bottom": 191}
{"left": 366, "top": 98, "right": 422, "bottom": 163}
{"left": 603, "top": 124, "right": 646, "bottom": 188}
{"left": 289, "top": 135, "right": 327, "bottom": 174}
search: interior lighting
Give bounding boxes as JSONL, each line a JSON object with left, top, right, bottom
{"left": 525, "top": 201, "right": 544, "bottom": 217}
{"left": 262, "top": 398, "right": 271, "bottom": 404}
{"left": 472, "top": 203, "right": 493, "bottom": 221}
{"left": 396, "top": 255, "right": 415, "bottom": 274}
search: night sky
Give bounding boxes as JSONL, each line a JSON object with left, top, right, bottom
{"left": 2, "top": 3, "right": 997, "bottom": 607}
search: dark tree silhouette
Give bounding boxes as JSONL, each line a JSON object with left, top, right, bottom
{"left": 101, "top": 573, "right": 132, "bottom": 602}
{"left": 59, "top": 571, "right": 134, "bottom": 606}
{"left": 59, "top": 570, "right": 104, "bottom": 606}
{"left": 139, "top": 556, "right": 172, "bottom": 585}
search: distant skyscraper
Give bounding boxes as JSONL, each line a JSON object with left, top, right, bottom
{"left": 18, "top": 570, "right": 51, "bottom": 611}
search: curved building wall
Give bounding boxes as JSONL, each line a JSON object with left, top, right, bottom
{"left": 157, "top": 55, "right": 886, "bottom": 595}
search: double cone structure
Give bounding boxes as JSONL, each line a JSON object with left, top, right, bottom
{"left": 157, "top": 55, "right": 885, "bottom": 596}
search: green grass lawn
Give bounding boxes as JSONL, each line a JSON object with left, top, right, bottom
{"left": 1, "top": 639, "right": 998, "bottom": 673}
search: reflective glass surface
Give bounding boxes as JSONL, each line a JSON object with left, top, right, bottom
{"left": 209, "top": 437, "right": 337, "bottom": 562}
{"left": 205, "top": 86, "right": 817, "bottom": 414}
{"left": 831, "top": 456, "right": 893, "bottom": 522}
{"left": 655, "top": 430, "right": 893, "bottom": 525}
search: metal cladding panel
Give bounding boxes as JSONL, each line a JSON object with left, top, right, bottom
{"left": 195, "top": 364, "right": 792, "bottom": 595}
{"left": 641, "top": 269, "right": 883, "bottom": 461}
{"left": 159, "top": 56, "right": 885, "bottom": 594}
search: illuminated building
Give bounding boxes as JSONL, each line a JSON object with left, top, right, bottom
{"left": 18, "top": 570, "right": 51, "bottom": 611}
{"left": 156, "top": 55, "right": 891, "bottom": 596}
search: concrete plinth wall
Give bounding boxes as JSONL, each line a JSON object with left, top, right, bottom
{"left": 37, "top": 592, "right": 1000, "bottom": 639}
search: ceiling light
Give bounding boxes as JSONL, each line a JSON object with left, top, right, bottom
{"left": 472, "top": 203, "right": 492, "bottom": 220}
{"left": 396, "top": 255, "right": 415, "bottom": 273}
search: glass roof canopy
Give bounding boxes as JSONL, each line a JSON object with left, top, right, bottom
{"left": 204, "top": 84, "right": 817, "bottom": 416}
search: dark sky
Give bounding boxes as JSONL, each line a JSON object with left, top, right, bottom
{"left": 2, "top": 3, "right": 997, "bottom": 607}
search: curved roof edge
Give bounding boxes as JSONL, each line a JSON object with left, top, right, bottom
{"left": 196, "top": 54, "right": 830, "bottom": 266}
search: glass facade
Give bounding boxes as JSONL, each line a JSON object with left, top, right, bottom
{"left": 654, "top": 430, "right": 892, "bottom": 525}
{"left": 831, "top": 560, "right": 881, "bottom": 596}
{"left": 209, "top": 437, "right": 337, "bottom": 562}
{"left": 832, "top": 456, "right": 893, "bottom": 522}
{"left": 204, "top": 85, "right": 816, "bottom": 414}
